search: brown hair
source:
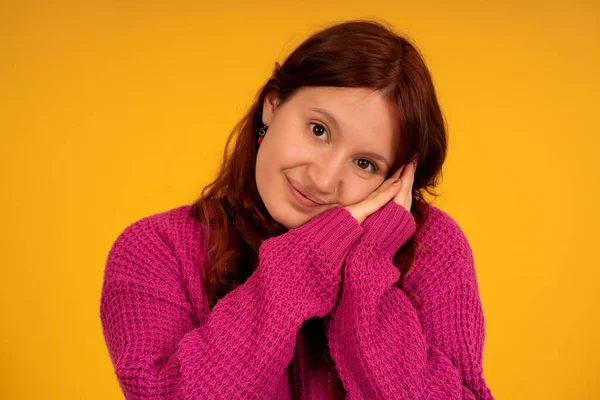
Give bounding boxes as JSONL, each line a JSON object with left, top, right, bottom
{"left": 190, "top": 19, "right": 447, "bottom": 392}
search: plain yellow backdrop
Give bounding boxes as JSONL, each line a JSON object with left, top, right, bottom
{"left": 2, "top": 1, "right": 599, "bottom": 398}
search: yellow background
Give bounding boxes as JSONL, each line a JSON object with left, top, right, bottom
{"left": 2, "top": 1, "right": 598, "bottom": 398}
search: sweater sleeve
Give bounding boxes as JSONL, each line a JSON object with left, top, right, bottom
{"left": 99, "top": 206, "right": 363, "bottom": 400}
{"left": 325, "top": 201, "right": 494, "bottom": 400}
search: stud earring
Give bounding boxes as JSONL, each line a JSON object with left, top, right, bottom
{"left": 258, "top": 125, "right": 268, "bottom": 145}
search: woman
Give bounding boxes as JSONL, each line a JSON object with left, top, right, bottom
{"left": 100, "top": 20, "right": 494, "bottom": 399}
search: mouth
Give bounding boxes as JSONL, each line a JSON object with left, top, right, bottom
{"left": 287, "top": 177, "right": 323, "bottom": 208}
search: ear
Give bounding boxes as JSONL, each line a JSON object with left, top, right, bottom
{"left": 261, "top": 91, "right": 280, "bottom": 126}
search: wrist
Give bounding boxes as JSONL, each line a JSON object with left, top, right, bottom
{"left": 361, "top": 201, "right": 416, "bottom": 258}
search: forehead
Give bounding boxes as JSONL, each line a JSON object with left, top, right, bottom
{"left": 289, "top": 86, "right": 399, "bottom": 152}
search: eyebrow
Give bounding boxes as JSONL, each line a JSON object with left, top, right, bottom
{"left": 309, "top": 107, "right": 341, "bottom": 132}
{"left": 308, "top": 106, "right": 392, "bottom": 169}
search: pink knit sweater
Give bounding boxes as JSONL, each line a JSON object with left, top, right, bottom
{"left": 100, "top": 201, "right": 494, "bottom": 399}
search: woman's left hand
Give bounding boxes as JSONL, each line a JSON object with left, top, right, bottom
{"left": 392, "top": 161, "right": 417, "bottom": 212}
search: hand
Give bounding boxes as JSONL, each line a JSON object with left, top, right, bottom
{"left": 344, "top": 161, "right": 417, "bottom": 224}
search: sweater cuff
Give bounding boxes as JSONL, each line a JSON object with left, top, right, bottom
{"left": 361, "top": 201, "right": 417, "bottom": 258}
{"left": 292, "top": 206, "right": 364, "bottom": 266}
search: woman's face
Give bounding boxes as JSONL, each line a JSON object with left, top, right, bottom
{"left": 256, "top": 86, "right": 399, "bottom": 229}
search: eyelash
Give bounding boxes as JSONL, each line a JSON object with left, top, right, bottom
{"left": 308, "top": 122, "right": 379, "bottom": 174}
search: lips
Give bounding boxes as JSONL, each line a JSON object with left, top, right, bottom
{"left": 287, "top": 178, "right": 322, "bottom": 208}
{"left": 295, "top": 186, "right": 322, "bottom": 205}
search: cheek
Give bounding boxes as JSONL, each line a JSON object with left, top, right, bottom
{"left": 268, "top": 129, "right": 313, "bottom": 166}
{"left": 343, "top": 179, "right": 380, "bottom": 204}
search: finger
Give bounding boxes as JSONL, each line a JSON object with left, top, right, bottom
{"left": 398, "top": 161, "right": 416, "bottom": 183}
{"left": 393, "top": 161, "right": 416, "bottom": 203}
{"left": 390, "top": 165, "right": 405, "bottom": 182}
{"left": 345, "top": 163, "right": 412, "bottom": 222}
{"left": 389, "top": 162, "right": 413, "bottom": 189}
{"left": 377, "top": 165, "right": 404, "bottom": 192}
{"left": 362, "top": 167, "right": 402, "bottom": 204}
{"left": 362, "top": 171, "right": 407, "bottom": 214}
{"left": 400, "top": 160, "right": 416, "bottom": 177}
{"left": 374, "top": 163, "right": 411, "bottom": 205}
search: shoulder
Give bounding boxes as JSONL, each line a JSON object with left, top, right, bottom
{"left": 104, "top": 205, "right": 204, "bottom": 283}
{"left": 406, "top": 205, "right": 479, "bottom": 295}
{"left": 417, "top": 205, "right": 474, "bottom": 260}
{"left": 110, "top": 205, "right": 199, "bottom": 253}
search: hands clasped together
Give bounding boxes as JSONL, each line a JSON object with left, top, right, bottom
{"left": 345, "top": 161, "right": 417, "bottom": 224}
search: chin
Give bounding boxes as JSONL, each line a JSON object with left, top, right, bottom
{"left": 266, "top": 201, "right": 312, "bottom": 230}
{"left": 272, "top": 208, "right": 306, "bottom": 230}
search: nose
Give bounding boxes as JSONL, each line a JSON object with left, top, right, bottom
{"left": 306, "top": 154, "right": 343, "bottom": 196}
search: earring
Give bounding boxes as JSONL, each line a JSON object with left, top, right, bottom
{"left": 257, "top": 125, "right": 268, "bottom": 145}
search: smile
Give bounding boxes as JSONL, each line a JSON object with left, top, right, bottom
{"left": 287, "top": 178, "right": 323, "bottom": 209}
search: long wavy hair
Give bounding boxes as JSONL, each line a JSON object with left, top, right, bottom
{"left": 190, "top": 19, "right": 447, "bottom": 394}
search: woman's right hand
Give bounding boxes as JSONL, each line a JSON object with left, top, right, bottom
{"left": 344, "top": 161, "right": 416, "bottom": 224}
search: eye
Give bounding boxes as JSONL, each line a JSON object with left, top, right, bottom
{"left": 355, "top": 159, "right": 378, "bottom": 173}
{"left": 309, "top": 122, "right": 328, "bottom": 141}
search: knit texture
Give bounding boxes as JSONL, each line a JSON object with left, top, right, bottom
{"left": 100, "top": 201, "right": 494, "bottom": 399}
